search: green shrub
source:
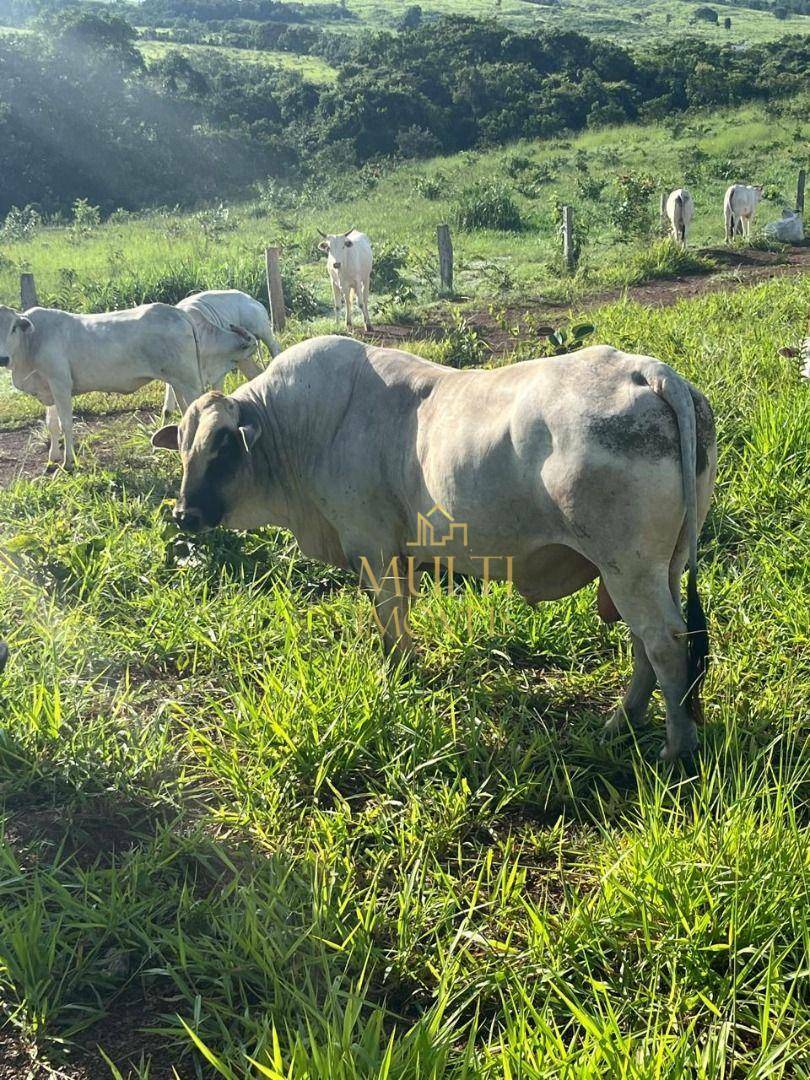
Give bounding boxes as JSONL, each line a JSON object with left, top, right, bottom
{"left": 623, "top": 239, "right": 717, "bottom": 284}
{"left": 609, "top": 172, "right": 657, "bottom": 241}
{"left": 414, "top": 173, "right": 445, "bottom": 200}
{"left": 370, "top": 243, "right": 410, "bottom": 292}
{"left": 451, "top": 182, "right": 524, "bottom": 232}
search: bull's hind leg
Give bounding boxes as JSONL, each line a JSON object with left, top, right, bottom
{"left": 46, "top": 406, "right": 61, "bottom": 465}
{"left": 603, "top": 565, "right": 698, "bottom": 761}
{"left": 603, "top": 633, "right": 656, "bottom": 736}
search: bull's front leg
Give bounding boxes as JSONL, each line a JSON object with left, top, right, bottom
{"left": 45, "top": 406, "right": 61, "bottom": 465}
{"left": 331, "top": 279, "right": 343, "bottom": 326}
{"left": 356, "top": 553, "right": 414, "bottom": 663}
{"left": 49, "top": 382, "right": 75, "bottom": 470}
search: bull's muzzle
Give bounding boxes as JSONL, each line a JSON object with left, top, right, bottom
{"left": 173, "top": 506, "right": 203, "bottom": 533}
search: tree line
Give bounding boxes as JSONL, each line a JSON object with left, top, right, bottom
{"left": 1, "top": 4, "right": 808, "bottom": 218}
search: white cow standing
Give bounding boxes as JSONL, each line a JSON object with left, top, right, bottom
{"left": 665, "top": 188, "right": 694, "bottom": 246}
{"left": 162, "top": 290, "right": 281, "bottom": 421}
{"left": 318, "top": 229, "right": 373, "bottom": 331}
{"left": 0, "top": 303, "right": 256, "bottom": 469}
{"left": 724, "top": 184, "right": 763, "bottom": 242}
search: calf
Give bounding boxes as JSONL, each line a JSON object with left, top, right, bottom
{"left": 724, "top": 184, "right": 763, "bottom": 242}
{"left": 666, "top": 188, "right": 694, "bottom": 246}
{"left": 0, "top": 303, "right": 256, "bottom": 469}
{"left": 318, "top": 229, "right": 373, "bottom": 331}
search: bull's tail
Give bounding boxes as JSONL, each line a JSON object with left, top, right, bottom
{"left": 724, "top": 192, "right": 735, "bottom": 243}
{"left": 674, "top": 193, "right": 685, "bottom": 243}
{"left": 647, "top": 368, "right": 709, "bottom": 720}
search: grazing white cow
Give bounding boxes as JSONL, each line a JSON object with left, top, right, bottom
{"left": 0, "top": 303, "right": 256, "bottom": 469}
{"left": 317, "top": 229, "right": 373, "bottom": 331}
{"left": 161, "top": 290, "right": 281, "bottom": 421}
{"left": 153, "top": 336, "right": 716, "bottom": 762}
{"left": 724, "top": 184, "right": 763, "bottom": 242}
{"left": 665, "top": 188, "right": 694, "bottom": 246}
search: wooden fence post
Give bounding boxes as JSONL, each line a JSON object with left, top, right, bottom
{"left": 20, "top": 272, "right": 38, "bottom": 310}
{"left": 264, "top": 246, "right": 286, "bottom": 333}
{"left": 562, "top": 206, "right": 576, "bottom": 273}
{"left": 437, "top": 224, "right": 453, "bottom": 295}
{"left": 796, "top": 168, "right": 806, "bottom": 217}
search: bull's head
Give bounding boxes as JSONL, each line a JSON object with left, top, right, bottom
{"left": 317, "top": 228, "right": 355, "bottom": 270}
{"left": 152, "top": 392, "right": 262, "bottom": 533}
{"left": 0, "top": 305, "right": 33, "bottom": 368}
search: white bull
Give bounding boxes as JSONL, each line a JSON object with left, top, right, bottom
{"left": 161, "top": 289, "right": 281, "bottom": 421}
{"left": 318, "top": 229, "right": 373, "bottom": 331}
{"left": 0, "top": 302, "right": 256, "bottom": 469}
{"left": 153, "top": 336, "right": 717, "bottom": 762}
{"left": 665, "top": 188, "right": 694, "bottom": 246}
{"left": 724, "top": 184, "right": 763, "bottom": 242}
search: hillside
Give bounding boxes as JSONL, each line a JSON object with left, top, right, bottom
{"left": 1, "top": 95, "right": 807, "bottom": 377}
{"left": 293, "top": 0, "right": 810, "bottom": 43}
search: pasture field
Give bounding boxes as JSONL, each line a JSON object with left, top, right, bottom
{"left": 296, "top": 0, "right": 810, "bottom": 43}
{"left": 1, "top": 94, "right": 808, "bottom": 384}
{"left": 0, "top": 273, "right": 808, "bottom": 1076}
{"left": 135, "top": 39, "right": 338, "bottom": 83}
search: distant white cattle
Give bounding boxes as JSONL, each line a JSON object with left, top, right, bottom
{"left": 0, "top": 303, "right": 256, "bottom": 469}
{"left": 665, "top": 188, "right": 694, "bottom": 246}
{"left": 724, "top": 184, "right": 763, "bottom": 242}
{"left": 161, "top": 290, "right": 281, "bottom": 421}
{"left": 763, "top": 209, "right": 804, "bottom": 244}
{"left": 318, "top": 229, "right": 373, "bottom": 331}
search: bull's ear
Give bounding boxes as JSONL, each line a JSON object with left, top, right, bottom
{"left": 15, "top": 317, "right": 33, "bottom": 333}
{"left": 318, "top": 240, "right": 329, "bottom": 252}
{"left": 344, "top": 240, "right": 354, "bottom": 247}
{"left": 152, "top": 424, "right": 180, "bottom": 451}
{"left": 238, "top": 424, "right": 261, "bottom": 453}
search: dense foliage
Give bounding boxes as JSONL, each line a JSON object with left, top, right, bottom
{"left": 1, "top": 3, "right": 809, "bottom": 215}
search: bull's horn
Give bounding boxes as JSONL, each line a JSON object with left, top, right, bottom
{"left": 229, "top": 323, "right": 252, "bottom": 342}
{"left": 343, "top": 227, "right": 355, "bottom": 236}
{"left": 317, "top": 228, "right": 328, "bottom": 238}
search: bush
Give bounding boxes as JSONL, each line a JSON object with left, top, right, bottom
{"left": 1, "top": 204, "right": 42, "bottom": 242}
{"left": 414, "top": 173, "right": 446, "bottom": 201}
{"left": 395, "top": 125, "right": 440, "bottom": 160}
{"left": 451, "top": 182, "right": 524, "bottom": 232}
{"left": 370, "top": 243, "right": 410, "bottom": 292}
{"left": 436, "top": 310, "right": 491, "bottom": 368}
{"left": 623, "top": 240, "right": 716, "bottom": 284}
{"left": 71, "top": 198, "right": 101, "bottom": 234}
{"left": 609, "top": 172, "right": 657, "bottom": 241}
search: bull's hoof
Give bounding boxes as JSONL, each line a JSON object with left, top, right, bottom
{"left": 659, "top": 727, "right": 699, "bottom": 763}
{"left": 44, "top": 460, "right": 59, "bottom": 473}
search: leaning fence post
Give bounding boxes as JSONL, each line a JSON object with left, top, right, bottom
{"left": 437, "top": 224, "right": 454, "bottom": 295}
{"left": 264, "top": 246, "right": 286, "bottom": 333}
{"left": 562, "top": 205, "right": 576, "bottom": 273}
{"left": 797, "top": 168, "right": 806, "bottom": 217}
{"left": 20, "top": 272, "right": 38, "bottom": 310}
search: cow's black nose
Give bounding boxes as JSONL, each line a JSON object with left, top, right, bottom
{"left": 333, "top": 262, "right": 341, "bottom": 270}
{"left": 0, "top": 357, "right": 9, "bottom": 368}
{"left": 173, "top": 507, "right": 202, "bottom": 533}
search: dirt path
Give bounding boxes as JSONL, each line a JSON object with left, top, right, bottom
{"left": 365, "top": 244, "right": 810, "bottom": 355}
{"left": 1, "top": 246, "right": 807, "bottom": 489}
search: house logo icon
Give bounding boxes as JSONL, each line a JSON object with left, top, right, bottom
{"left": 406, "top": 503, "right": 469, "bottom": 548}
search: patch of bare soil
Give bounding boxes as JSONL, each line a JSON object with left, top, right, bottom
{"left": 365, "top": 244, "right": 810, "bottom": 356}
{"left": 0, "top": 409, "right": 159, "bottom": 488}
{"left": 1, "top": 1000, "right": 189, "bottom": 1079}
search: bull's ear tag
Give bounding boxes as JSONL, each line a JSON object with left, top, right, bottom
{"left": 152, "top": 425, "right": 180, "bottom": 451}
{"left": 239, "top": 424, "right": 260, "bottom": 453}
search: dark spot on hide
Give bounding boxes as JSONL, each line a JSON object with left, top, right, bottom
{"left": 690, "top": 387, "right": 715, "bottom": 476}
{"left": 590, "top": 411, "right": 680, "bottom": 460}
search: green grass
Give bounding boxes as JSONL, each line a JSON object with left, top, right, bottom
{"left": 0, "top": 275, "right": 808, "bottom": 1075}
{"left": 297, "top": 0, "right": 810, "bottom": 44}
{"left": 136, "top": 38, "right": 338, "bottom": 82}
{"left": 1, "top": 94, "right": 807, "bottom": 345}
